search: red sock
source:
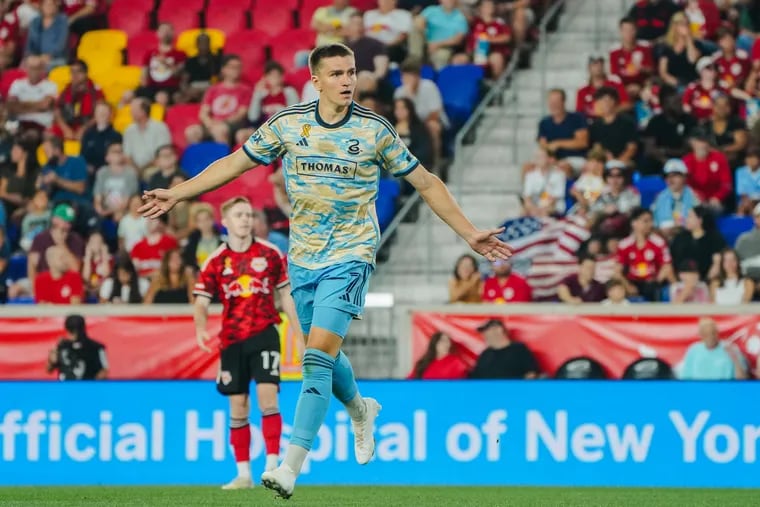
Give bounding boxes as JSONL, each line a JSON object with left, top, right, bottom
{"left": 229, "top": 424, "right": 251, "bottom": 462}
{"left": 262, "top": 413, "right": 282, "bottom": 456}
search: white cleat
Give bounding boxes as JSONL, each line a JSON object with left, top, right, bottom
{"left": 264, "top": 454, "right": 279, "bottom": 473}
{"left": 221, "top": 475, "right": 254, "bottom": 490}
{"left": 353, "top": 397, "right": 381, "bottom": 465}
{"left": 261, "top": 464, "right": 296, "bottom": 500}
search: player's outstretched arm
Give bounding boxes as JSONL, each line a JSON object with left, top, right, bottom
{"left": 404, "top": 166, "right": 513, "bottom": 261}
{"left": 193, "top": 295, "right": 213, "bottom": 352}
{"left": 140, "top": 149, "right": 258, "bottom": 218}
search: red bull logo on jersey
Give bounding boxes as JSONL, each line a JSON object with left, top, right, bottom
{"left": 295, "top": 156, "right": 358, "bottom": 180}
{"left": 222, "top": 275, "right": 270, "bottom": 299}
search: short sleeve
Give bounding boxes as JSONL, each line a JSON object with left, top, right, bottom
{"left": 377, "top": 124, "right": 419, "bottom": 177}
{"left": 194, "top": 256, "right": 218, "bottom": 299}
{"left": 454, "top": 12, "right": 468, "bottom": 35}
{"left": 242, "top": 121, "right": 284, "bottom": 166}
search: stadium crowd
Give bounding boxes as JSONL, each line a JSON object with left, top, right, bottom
{"left": 450, "top": 0, "right": 760, "bottom": 306}
{"left": 0, "top": 0, "right": 554, "bottom": 305}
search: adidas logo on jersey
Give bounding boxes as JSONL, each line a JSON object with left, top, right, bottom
{"left": 297, "top": 138, "right": 309, "bottom": 147}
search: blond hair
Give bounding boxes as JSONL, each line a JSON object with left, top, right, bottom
{"left": 665, "top": 12, "right": 688, "bottom": 48}
{"left": 220, "top": 196, "right": 252, "bottom": 216}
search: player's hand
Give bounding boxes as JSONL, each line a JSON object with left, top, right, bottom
{"left": 196, "top": 331, "right": 212, "bottom": 353}
{"left": 139, "top": 188, "right": 178, "bottom": 219}
{"left": 466, "top": 227, "right": 513, "bottom": 262}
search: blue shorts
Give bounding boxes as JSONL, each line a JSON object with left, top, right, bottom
{"left": 289, "top": 261, "right": 374, "bottom": 339}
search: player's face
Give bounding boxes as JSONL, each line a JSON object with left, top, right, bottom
{"left": 314, "top": 55, "right": 357, "bottom": 108}
{"left": 222, "top": 203, "right": 254, "bottom": 239}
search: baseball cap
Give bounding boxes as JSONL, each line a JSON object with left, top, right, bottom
{"left": 663, "top": 158, "right": 688, "bottom": 175}
{"left": 477, "top": 319, "right": 505, "bottom": 333}
{"left": 588, "top": 52, "right": 605, "bottom": 63}
{"left": 753, "top": 202, "right": 760, "bottom": 216}
{"left": 696, "top": 56, "right": 715, "bottom": 73}
{"left": 52, "top": 203, "right": 75, "bottom": 223}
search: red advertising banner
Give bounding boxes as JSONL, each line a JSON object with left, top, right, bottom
{"left": 0, "top": 315, "right": 304, "bottom": 380}
{"left": 411, "top": 312, "right": 760, "bottom": 378}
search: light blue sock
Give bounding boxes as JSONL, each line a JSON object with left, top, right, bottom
{"left": 289, "top": 348, "right": 334, "bottom": 451}
{"left": 333, "top": 351, "right": 366, "bottom": 420}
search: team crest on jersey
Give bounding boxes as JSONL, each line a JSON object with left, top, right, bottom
{"left": 251, "top": 257, "right": 268, "bottom": 272}
{"left": 222, "top": 257, "right": 234, "bottom": 276}
{"left": 346, "top": 139, "right": 361, "bottom": 155}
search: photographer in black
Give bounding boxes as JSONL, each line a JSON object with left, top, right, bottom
{"left": 46, "top": 314, "right": 109, "bottom": 380}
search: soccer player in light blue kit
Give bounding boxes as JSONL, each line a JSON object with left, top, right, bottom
{"left": 140, "top": 43, "right": 512, "bottom": 499}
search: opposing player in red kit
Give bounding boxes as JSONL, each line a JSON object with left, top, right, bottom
{"left": 193, "top": 196, "right": 302, "bottom": 490}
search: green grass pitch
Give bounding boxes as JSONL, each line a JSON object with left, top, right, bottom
{"left": 0, "top": 486, "right": 757, "bottom": 506}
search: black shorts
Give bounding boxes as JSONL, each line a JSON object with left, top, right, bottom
{"left": 216, "top": 326, "right": 281, "bottom": 395}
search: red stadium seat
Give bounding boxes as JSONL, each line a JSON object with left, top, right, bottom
{"left": 285, "top": 66, "right": 311, "bottom": 92}
{"left": 127, "top": 31, "right": 158, "bottom": 66}
{"left": 110, "top": 0, "right": 155, "bottom": 11}
{"left": 252, "top": 0, "right": 297, "bottom": 9}
{"left": 164, "top": 103, "right": 201, "bottom": 150}
{"left": 251, "top": 3, "right": 294, "bottom": 36}
{"left": 298, "top": 0, "right": 330, "bottom": 28}
{"left": 156, "top": 8, "right": 200, "bottom": 33}
{"left": 108, "top": 5, "right": 150, "bottom": 38}
{"left": 159, "top": 0, "right": 205, "bottom": 13}
{"left": 351, "top": 0, "right": 376, "bottom": 11}
{"left": 205, "top": 4, "right": 249, "bottom": 33}
{"left": 224, "top": 30, "right": 268, "bottom": 83}
{"left": 0, "top": 68, "right": 26, "bottom": 97}
{"left": 268, "top": 29, "right": 316, "bottom": 72}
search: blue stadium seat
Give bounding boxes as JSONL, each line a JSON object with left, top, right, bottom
{"left": 388, "top": 64, "right": 436, "bottom": 89}
{"left": 180, "top": 142, "right": 231, "bottom": 178}
{"left": 436, "top": 65, "right": 484, "bottom": 130}
{"left": 377, "top": 178, "right": 400, "bottom": 231}
{"left": 718, "top": 215, "right": 754, "bottom": 247}
{"left": 7, "top": 296, "right": 35, "bottom": 304}
{"left": 7, "top": 254, "right": 27, "bottom": 282}
{"left": 635, "top": 175, "right": 666, "bottom": 209}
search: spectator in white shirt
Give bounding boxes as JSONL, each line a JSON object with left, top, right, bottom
{"left": 123, "top": 97, "right": 172, "bottom": 177}
{"left": 118, "top": 195, "right": 147, "bottom": 253}
{"left": 364, "top": 0, "right": 413, "bottom": 63}
{"left": 6, "top": 55, "right": 58, "bottom": 133}
{"left": 522, "top": 147, "right": 567, "bottom": 216}
{"left": 394, "top": 58, "right": 447, "bottom": 166}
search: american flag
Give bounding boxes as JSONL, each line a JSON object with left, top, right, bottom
{"left": 497, "top": 215, "right": 594, "bottom": 300}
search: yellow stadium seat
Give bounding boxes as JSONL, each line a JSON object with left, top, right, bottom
{"left": 113, "top": 102, "right": 167, "bottom": 133}
{"left": 77, "top": 29, "right": 128, "bottom": 59}
{"left": 37, "top": 140, "right": 84, "bottom": 165}
{"left": 97, "top": 65, "right": 142, "bottom": 106}
{"left": 176, "top": 28, "right": 225, "bottom": 57}
{"left": 48, "top": 65, "right": 71, "bottom": 93}
{"left": 79, "top": 48, "right": 123, "bottom": 77}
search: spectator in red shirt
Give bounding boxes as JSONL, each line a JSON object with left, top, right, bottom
{"left": 683, "top": 128, "right": 732, "bottom": 212}
{"left": 137, "top": 22, "right": 185, "bottom": 107}
{"left": 468, "top": 0, "right": 511, "bottom": 78}
{"left": 609, "top": 17, "right": 653, "bottom": 99}
{"left": 248, "top": 61, "right": 299, "bottom": 128}
{"left": 34, "top": 244, "right": 85, "bottom": 304}
{"left": 52, "top": 59, "right": 104, "bottom": 140}
{"left": 615, "top": 207, "right": 675, "bottom": 301}
{"left": 63, "top": 0, "right": 103, "bottom": 38}
{"left": 576, "top": 54, "right": 630, "bottom": 117}
{"left": 408, "top": 331, "right": 469, "bottom": 380}
{"left": 129, "top": 214, "right": 179, "bottom": 280}
{"left": 481, "top": 259, "right": 532, "bottom": 303}
{"left": 682, "top": 57, "right": 732, "bottom": 121}
{"left": 0, "top": 3, "right": 20, "bottom": 70}
{"left": 198, "top": 54, "right": 252, "bottom": 145}
{"left": 714, "top": 28, "right": 750, "bottom": 91}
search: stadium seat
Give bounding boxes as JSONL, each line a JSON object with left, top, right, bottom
{"left": 0, "top": 68, "right": 26, "bottom": 97}
{"left": 159, "top": 0, "right": 205, "bottom": 13}
{"left": 37, "top": 140, "right": 82, "bottom": 165}
{"left": 77, "top": 29, "right": 128, "bottom": 59}
{"left": 127, "top": 31, "right": 159, "bottom": 66}
{"left": 351, "top": 0, "right": 376, "bottom": 10}
{"left": 223, "top": 30, "right": 268, "bottom": 83}
{"left": 78, "top": 48, "right": 124, "bottom": 77}
{"left": 377, "top": 178, "right": 400, "bottom": 231}
{"left": 180, "top": 142, "right": 230, "bottom": 177}
{"left": 156, "top": 9, "right": 201, "bottom": 33}
{"left": 113, "top": 102, "right": 166, "bottom": 133}
{"left": 164, "top": 103, "right": 202, "bottom": 150}
{"left": 108, "top": 6, "right": 150, "bottom": 38}
{"left": 388, "top": 65, "right": 436, "bottom": 89}
{"left": 267, "top": 29, "right": 316, "bottom": 72}
{"left": 176, "top": 28, "right": 225, "bottom": 57}
{"left": 48, "top": 65, "right": 71, "bottom": 93}
{"left": 96, "top": 65, "right": 142, "bottom": 106}
{"left": 635, "top": 175, "right": 666, "bottom": 209}
{"left": 6, "top": 254, "right": 27, "bottom": 282}
{"left": 436, "top": 65, "right": 484, "bottom": 129}
{"left": 718, "top": 215, "right": 754, "bottom": 247}
{"left": 285, "top": 66, "right": 312, "bottom": 93}
{"left": 205, "top": 4, "right": 249, "bottom": 34}
{"left": 298, "top": 0, "right": 330, "bottom": 28}
{"left": 254, "top": 0, "right": 297, "bottom": 8}
{"left": 251, "top": 3, "right": 295, "bottom": 36}
{"left": 110, "top": 0, "right": 155, "bottom": 12}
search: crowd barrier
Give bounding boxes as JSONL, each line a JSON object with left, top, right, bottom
{"left": 0, "top": 380, "right": 756, "bottom": 487}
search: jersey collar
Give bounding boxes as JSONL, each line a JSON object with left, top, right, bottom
{"left": 315, "top": 100, "right": 354, "bottom": 129}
